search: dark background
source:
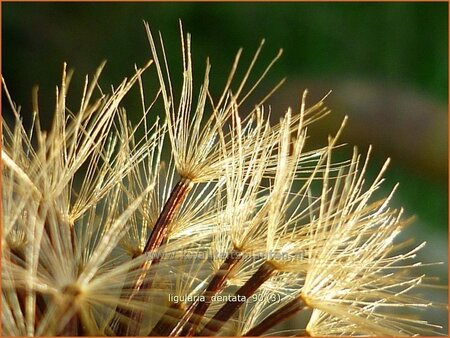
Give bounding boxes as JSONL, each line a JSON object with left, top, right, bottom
{"left": 2, "top": 2, "right": 448, "bottom": 330}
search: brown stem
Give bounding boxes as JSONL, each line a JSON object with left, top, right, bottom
{"left": 136, "top": 177, "right": 193, "bottom": 292}
{"left": 144, "top": 178, "right": 193, "bottom": 254}
{"left": 182, "top": 250, "right": 243, "bottom": 337}
{"left": 122, "top": 242, "right": 169, "bottom": 336}
{"left": 168, "top": 299, "right": 198, "bottom": 336}
{"left": 149, "top": 302, "right": 185, "bottom": 336}
{"left": 115, "top": 178, "right": 193, "bottom": 335}
{"left": 243, "top": 297, "right": 306, "bottom": 336}
{"left": 199, "top": 261, "right": 277, "bottom": 336}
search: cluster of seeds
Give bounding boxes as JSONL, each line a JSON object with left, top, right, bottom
{"left": 1, "top": 23, "right": 442, "bottom": 336}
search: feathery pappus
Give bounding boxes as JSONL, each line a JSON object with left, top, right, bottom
{"left": 1, "top": 21, "right": 445, "bottom": 336}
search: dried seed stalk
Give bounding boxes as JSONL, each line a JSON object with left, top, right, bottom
{"left": 182, "top": 250, "right": 243, "bottom": 336}
{"left": 200, "top": 261, "right": 277, "bottom": 336}
{"left": 115, "top": 177, "right": 193, "bottom": 335}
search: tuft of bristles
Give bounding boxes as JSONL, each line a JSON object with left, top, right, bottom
{"left": 1, "top": 22, "right": 444, "bottom": 336}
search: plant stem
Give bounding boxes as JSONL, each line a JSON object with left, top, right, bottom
{"left": 115, "top": 177, "right": 192, "bottom": 335}
{"left": 199, "top": 261, "right": 277, "bottom": 336}
{"left": 182, "top": 250, "right": 243, "bottom": 336}
{"left": 149, "top": 301, "right": 185, "bottom": 336}
{"left": 144, "top": 177, "right": 193, "bottom": 254}
{"left": 243, "top": 297, "right": 306, "bottom": 336}
{"left": 168, "top": 299, "right": 198, "bottom": 336}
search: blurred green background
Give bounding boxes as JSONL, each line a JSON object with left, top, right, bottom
{"left": 2, "top": 2, "right": 448, "bottom": 330}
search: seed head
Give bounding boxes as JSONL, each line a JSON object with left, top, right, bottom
{"left": 1, "top": 22, "right": 444, "bottom": 337}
